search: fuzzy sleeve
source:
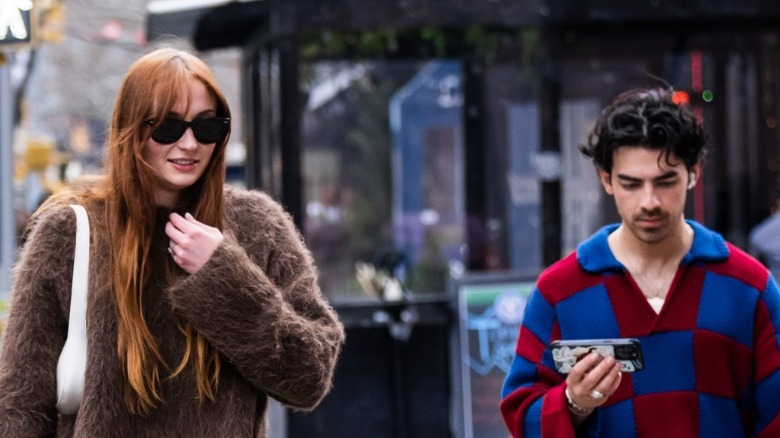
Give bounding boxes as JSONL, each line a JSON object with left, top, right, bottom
{"left": 0, "top": 205, "right": 76, "bottom": 436}
{"left": 167, "top": 189, "right": 345, "bottom": 410}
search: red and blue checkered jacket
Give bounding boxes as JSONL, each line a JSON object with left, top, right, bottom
{"left": 501, "top": 221, "right": 780, "bottom": 437}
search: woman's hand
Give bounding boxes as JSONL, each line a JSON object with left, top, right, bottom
{"left": 165, "top": 212, "right": 224, "bottom": 274}
{"left": 565, "top": 352, "right": 623, "bottom": 411}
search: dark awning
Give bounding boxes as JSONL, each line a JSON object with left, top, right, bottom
{"left": 146, "top": 0, "right": 270, "bottom": 51}
{"left": 146, "top": 0, "right": 780, "bottom": 52}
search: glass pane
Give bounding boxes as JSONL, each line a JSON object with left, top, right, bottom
{"left": 300, "top": 60, "right": 465, "bottom": 302}
{"left": 480, "top": 63, "right": 542, "bottom": 273}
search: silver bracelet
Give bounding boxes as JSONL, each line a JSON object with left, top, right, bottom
{"left": 565, "top": 388, "right": 594, "bottom": 417}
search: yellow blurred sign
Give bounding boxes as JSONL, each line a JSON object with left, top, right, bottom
{"left": 39, "top": 2, "right": 63, "bottom": 43}
{"left": 25, "top": 139, "right": 53, "bottom": 171}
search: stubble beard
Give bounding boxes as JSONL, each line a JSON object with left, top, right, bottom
{"left": 628, "top": 211, "right": 672, "bottom": 245}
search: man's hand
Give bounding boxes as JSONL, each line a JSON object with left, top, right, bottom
{"left": 565, "top": 352, "right": 623, "bottom": 410}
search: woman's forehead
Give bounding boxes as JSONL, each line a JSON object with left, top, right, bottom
{"left": 150, "top": 78, "right": 215, "bottom": 116}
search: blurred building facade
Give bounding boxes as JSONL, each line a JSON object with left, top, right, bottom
{"left": 4, "top": 0, "right": 780, "bottom": 436}
{"left": 143, "top": 1, "right": 780, "bottom": 436}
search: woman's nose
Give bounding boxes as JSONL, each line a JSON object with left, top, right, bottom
{"left": 176, "top": 127, "right": 198, "bottom": 150}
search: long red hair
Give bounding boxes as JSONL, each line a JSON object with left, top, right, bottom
{"left": 41, "top": 47, "right": 231, "bottom": 413}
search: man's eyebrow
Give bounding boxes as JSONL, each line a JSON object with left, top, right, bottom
{"left": 615, "top": 171, "right": 679, "bottom": 182}
{"left": 615, "top": 174, "right": 642, "bottom": 183}
{"left": 653, "top": 171, "right": 679, "bottom": 181}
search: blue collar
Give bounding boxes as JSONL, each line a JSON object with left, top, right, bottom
{"left": 576, "top": 220, "right": 730, "bottom": 274}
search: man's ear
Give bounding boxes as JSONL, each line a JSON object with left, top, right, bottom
{"left": 687, "top": 163, "right": 702, "bottom": 190}
{"left": 599, "top": 168, "right": 614, "bottom": 195}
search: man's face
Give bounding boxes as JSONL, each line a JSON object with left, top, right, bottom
{"left": 599, "top": 146, "right": 700, "bottom": 244}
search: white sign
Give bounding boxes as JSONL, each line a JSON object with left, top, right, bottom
{"left": 0, "top": 0, "right": 34, "bottom": 43}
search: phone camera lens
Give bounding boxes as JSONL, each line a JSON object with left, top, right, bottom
{"left": 614, "top": 345, "right": 636, "bottom": 358}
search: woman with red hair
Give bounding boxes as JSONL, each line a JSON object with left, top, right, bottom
{"left": 0, "top": 46, "right": 345, "bottom": 436}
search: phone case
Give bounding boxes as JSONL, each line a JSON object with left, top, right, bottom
{"left": 550, "top": 338, "right": 644, "bottom": 374}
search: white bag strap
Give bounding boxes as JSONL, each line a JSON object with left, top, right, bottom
{"left": 68, "top": 204, "right": 89, "bottom": 341}
{"left": 56, "top": 204, "right": 90, "bottom": 415}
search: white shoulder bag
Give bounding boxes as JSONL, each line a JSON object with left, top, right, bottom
{"left": 55, "top": 204, "right": 90, "bottom": 415}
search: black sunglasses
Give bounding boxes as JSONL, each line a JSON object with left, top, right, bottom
{"left": 145, "top": 117, "right": 230, "bottom": 144}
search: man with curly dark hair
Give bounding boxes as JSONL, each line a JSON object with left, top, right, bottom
{"left": 501, "top": 87, "right": 780, "bottom": 437}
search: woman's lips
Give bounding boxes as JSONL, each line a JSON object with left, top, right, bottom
{"left": 169, "top": 159, "right": 198, "bottom": 171}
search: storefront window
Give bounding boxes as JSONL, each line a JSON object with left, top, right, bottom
{"left": 300, "top": 60, "right": 465, "bottom": 301}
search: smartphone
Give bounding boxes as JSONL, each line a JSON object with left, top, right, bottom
{"left": 549, "top": 338, "right": 644, "bottom": 374}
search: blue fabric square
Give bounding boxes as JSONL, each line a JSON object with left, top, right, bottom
{"left": 697, "top": 272, "right": 759, "bottom": 348}
{"left": 556, "top": 284, "right": 620, "bottom": 339}
{"left": 632, "top": 331, "right": 696, "bottom": 395}
{"left": 761, "top": 278, "right": 780, "bottom": 351}
{"left": 523, "top": 290, "right": 556, "bottom": 346}
{"left": 540, "top": 345, "right": 556, "bottom": 373}
{"left": 599, "top": 399, "right": 637, "bottom": 438}
{"left": 698, "top": 394, "right": 744, "bottom": 437}
{"left": 501, "top": 355, "right": 537, "bottom": 398}
{"left": 755, "top": 368, "right": 780, "bottom": 433}
{"left": 522, "top": 396, "right": 543, "bottom": 438}
{"left": 764, "top": 276, "right": 780, "bottom": 314}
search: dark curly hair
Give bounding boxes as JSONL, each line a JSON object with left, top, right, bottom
{"left": 580, "top": 87, "right": 708, "bottom": 173}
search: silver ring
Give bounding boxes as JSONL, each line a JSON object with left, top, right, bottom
{"left": 590, "top": 389, "right": 604, "bottom": 400}
{"left": 168, "top": 241, "right": 176, "bottom": 255}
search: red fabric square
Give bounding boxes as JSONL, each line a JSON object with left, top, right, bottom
{"left": 537, "top": 364, "right": 562, "bottom": 385}
{"left": 693, "top": 330, "right": 752, "bottom": 397}
{"left": 709, "top": 243, "right": 769, "bottom": 292}
{"left": 604, "top": 275, "right": 656, "bottom": 336}
{"left": 634, "top": 392, "right": 699, "bottom": 437}
{"left": 754, "top": 300, "right": 780, "bottom": 382}
{"left": 540, "top": 385, "right": 576, "bottom": 438}
{"left": 538, "top": 253, "right": 603, "bottom": 304}
{"left": 603, "top": 371, "right": 634, "bottom": 407}
{"left": 550, "top": 322, "right": 561, "bottom": 344}
{"left": 517, "top": 326, "right": 546, "bottom": 362}
{"left": 500, "top": 386, "right": 543, "bottom": 437}
{"left": 654, "top": 266, "right": 704, "bottom": 332}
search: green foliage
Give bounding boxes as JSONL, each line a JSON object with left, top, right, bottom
{"left": 301, "top": 26, "right": 485, "bottom": 60}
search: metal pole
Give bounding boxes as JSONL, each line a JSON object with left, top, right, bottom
{"left": 277, "top": 37, "right": 303, "bottom": 231}
{"left": 0, "top": 64, "right": 14, "bottom": 299}
{"left": 539, "top": 22, "right": 562, "bottom": 267}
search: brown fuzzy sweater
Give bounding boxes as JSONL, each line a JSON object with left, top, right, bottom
{"left": 0, "top": 186, "right": 345, "bottom": 437}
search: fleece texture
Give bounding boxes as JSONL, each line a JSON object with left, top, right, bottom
{"left": 0, "top": 186, "right": 345, "bottom": 437}
{"left": 501, "top": 220, "right": 780, "bottom": 437}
